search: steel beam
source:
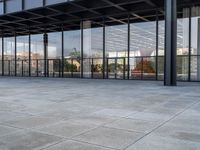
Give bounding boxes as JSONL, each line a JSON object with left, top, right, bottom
{"left": 164, "top": 0, "right": 177, "bottom": 86}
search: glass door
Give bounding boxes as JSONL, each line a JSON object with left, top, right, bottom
{"left": 107, "top": 58, "right": 125, "bottom": 79}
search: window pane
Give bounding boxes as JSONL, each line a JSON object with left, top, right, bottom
{"left": 31, "top": 34, "right": 44, "bottom": 77}
{"left": 158, "top": 20, "right": 165, "bottom": 80}
{"left": 46, "top": 0, "right": 67, "bottom": 5}
{"left": 130, "top": 21, "right": 156, "bottom": 57}
{"left": 16, "top": 36, "right": 29, "bottom": 76}
{"left": 6, "top": 0, "right": 22, "bottom": 13}
{"left": 130, "top": 21, "right": 156, "bottom": 80}
{"left": 64, "top": 29, "right": 81, "bottom": 78}
{"left": 24, "top": 0, "right": 43, "bottom": 10}
{"left": 83, "top": 21, "right": 103, "bottom": 78}
{"left": 105, "top": 23, "right": 128, "bottom": 79}
{"left": 48, "top": 32, "right": 62, "bottom": 59}
{"left": 176, "top": 8, "right": 189, "bottom": 81}
{"left": 191, "top": 6, "right": 200, "bottom": 81}
{"left": 0, "top": 2, "right": 4, "bottom": 14}
{"left": 4, "top": 37, "right": 15, "bottom": 76}
{"left": 48, "top": 32, "right": 62, "bottom": 77}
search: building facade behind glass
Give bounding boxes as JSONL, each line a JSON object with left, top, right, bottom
{"left": 0, "top": 0, "right": 200, "bottom": 83}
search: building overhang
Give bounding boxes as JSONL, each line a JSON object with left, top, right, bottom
{"left": 0, "top": 0, "right": 199, "bottom": 37}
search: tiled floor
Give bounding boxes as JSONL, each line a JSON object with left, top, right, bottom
{"left": 0, "top": 77, "right": 200, "bottom": 150}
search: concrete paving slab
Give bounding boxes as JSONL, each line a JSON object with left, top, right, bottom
{"left": 43, "top": 140, "right": 113, "bottom": 150}
{"left": 74, "top": 126, "right": 144, "bottom": 149}
{"left": 126, "top": 111, "right": 172, "bottom": 123}
{"left": 39, "top": 120, "right": 98, "bottom": 138}
{"left": 3, "top": 116, "right": 63, "bottom": 129}
{"left": 125, "top": 134, "right": 200, "bottom": 150}
{"left": 0, "top": 78, "right": 199, "bottom": 150}
{"left": 104, "top": 118, "right": 160, "bottom": 133}
{"left": 0, "top": 125, "right": 20, "bottom": 137}
{"left": 0, "top": 131, "right": 62, "bottom": 150}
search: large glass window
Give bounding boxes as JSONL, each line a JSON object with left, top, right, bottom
{"left": 64, "top": 29, "right": 81, "bottom": 78}
{"left": 46, "top": 0, "right": 66, "bottom": 5}
{"left": 130, "top": 21, "right": 157, "bottom": 80}
{"left": 16, "top": 36, "right": 29, "bottom": 76}
{"left": 4, "top": 37, "right": 15, "bottom": 76}
{"left": 158, "top": 20, "right": 165, "bottom": 80}
{"left": 24, "top": 0, "right": 43, "bottom": 10}
{"left": 83, "top": 21, "right": 103, "bottom": 78}
{"left": 47, "top": 32, "right": 62, "bottom": 59}
{"left": 177, "top": 10, "right": 189, "bottom": 81}
{"left": 47, "top": 32, "right": 62, "bottom": 77}
{"left": 0, "top": 1, "right": 4, "bottom": 14}
{"left": 31, "top": 34, "right": 44, "bottom": 77}
{"left": 190, "top": 7, "right": 200, "bottom": 81}
{"left": 130, "top": 21, "right": 156, "bottom": 57}
{"left": 6, "top": 0, "right": 22, "bottom": 13}
{"left": 105, "top": 23, "right": 128, "bottom": 79}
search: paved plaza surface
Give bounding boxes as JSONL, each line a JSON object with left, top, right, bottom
{"left": 0, "top": 77, "right": 200, "bottom": 150}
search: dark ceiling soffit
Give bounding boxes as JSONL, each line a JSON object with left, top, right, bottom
{"left": 0, "top": 0, "right": 200, "bottom": 36}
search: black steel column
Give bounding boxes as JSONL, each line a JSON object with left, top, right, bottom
{"left": 81, "top": 21, "right": 83, "bottom": 78}
{"left": 127, "top": 15, "right": 130, "bottom": 80}
{"left": 61, "top": 27, "right": 64, "bottom": 77}
{"left": 28, "top": 33, "right": 31, "bottom": 77}
{"left": 22, "top": 0, "right": 24, "bottom": 10}
{"left": 3, "top": 0, "right": 5, "bottom": 14}
{"left": 2, "top": 35, "right": 4, "bottom": 76}
{"left": 164, "top": 0, "right": 177, "bottom": 86}
{"left": 22, "top": 60, "right": 24, "bottom": 77}
{"left": 156, "top": 11, "right": 159, "bottom": 80}
{"left": 103, "top": 18, "right": 106, "bottom": 79}
{"left": 43, "top": 0, "right": 46, "bottom": 6}
{"left": 188, "top": 7, "right": 191, "bottom": 81}
{"left": 14, "top": 33, "right": 17, "bottom": 76}
{"left": 44, "top": 33, "right": 48, "bottom": 77}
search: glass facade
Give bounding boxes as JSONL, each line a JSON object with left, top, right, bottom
{"left": 106, "top": 24, "right": 128, "bottom": 79}
{"left": 64, "top": 29, "right": 81, "bottom": 78}
{"left": 31, "top": 34, "right": 44, "bottom": 77}
{"left": 4, "top": 37, "right": 15, "bottom": 76}
{"left": 46, "top": 0, "right": 67, "bottom": 5}
{"left": 83, "top": 21, "right": 103, "bottom": 78}
{"left": 24, "top": 0, "right": 43, "bottom": 10}
{"left": 191, "top": 7, "right": 200, "bottom": 81}
{"left": 158, "top": 20, "right": 165, "bottom": 80}
{"left": 1, "top": 0, "right": 75, "bottom": 14}
{"left": 16, "top": 35, "right": 29, "bottom": 76}
{"left": 130, "top": 21, "right": 157, "bottom": 80}
{"left": 0, "top": 1, "right": 3, "bottom": 14}
{"left": 177, "top": 16, "right": 189, "bottom": 81}
{"left": 47, "top": 32, "right": 62, "bottom": 77}
{"left": 6, "top": 0, "right": 22, "bottom": 13}
{"left": 0, "top": 6, "right": 200, "bottom": 82}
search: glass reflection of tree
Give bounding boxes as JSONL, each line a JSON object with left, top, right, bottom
{"left": 69, "top": 48, "right": 80, "bottom": 58}
{"left": 64, "top": 48, "right": 80, "bottom": 72}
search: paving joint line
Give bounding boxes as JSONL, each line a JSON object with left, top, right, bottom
{"left": 123, "top": 100, "right": 200, "bottom": 150}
